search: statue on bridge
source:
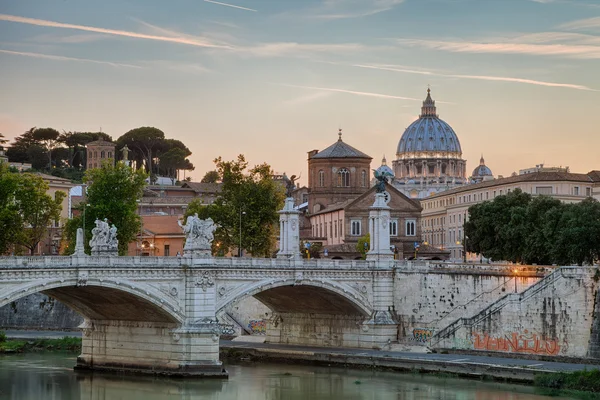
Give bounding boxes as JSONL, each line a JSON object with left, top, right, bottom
{"left": 373, "top": 168, "right": 393, "bottom": 193}
{"left": 89, "top": 218, "right": 118, "bottom": 255}
{"left": 179, "top": 214, "right": 216, "bottom": 256}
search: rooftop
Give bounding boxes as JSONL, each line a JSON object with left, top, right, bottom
{"left": 310, "top": 129, "right": 371, "bottom": 160}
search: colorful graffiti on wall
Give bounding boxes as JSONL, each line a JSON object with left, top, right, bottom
{"left": 412, "top": 328, "right": 434, "bottom": 343}
{"left": 472, "top": 330, "right": 561, "bottom": 356}
{"left": 248, "top": 319, "right": 267, "bottom": 335}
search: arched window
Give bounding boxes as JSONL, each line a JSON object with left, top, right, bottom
{"left": 361, "top": 170, "right": 366, "bottom": 187}
{"left": 100, "top": 151, "right": 105, "bottom": 159}
{"left": 318, "top": 170, "right": 325, "bottom": 187}
{"left": 337, "top": 168, "right": 350, "bottom": 187}
{"left": 405, "top": 219, "right": 416, "bottom": 236}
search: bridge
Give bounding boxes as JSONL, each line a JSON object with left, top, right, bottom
{"left": 2, "top": 196, "right": 598, "bottom": 376}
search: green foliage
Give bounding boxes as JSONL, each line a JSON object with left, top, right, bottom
{"left": 201, "top": 170, "right": 220, "bottom": 183}
{"left": 466, "top": 189, "right": 600, "bottom": 265}
{"left": 185, "top": 155, "right": 284, "bottom": 257}
{"left": 116, "top": 127, "right": 165, "bottom": 174}
{"left": 0, "top": 336, "right": 81, "bottom": 353}
{"left": 65, "top": 162, "right": 147, "bottom": 255}
{"left": 0, "top": 165, "right": 65, "bottom": 254}
{"left": 0, "top": 331, "right": 6, "bottom": 343}
{"left": 356, "top": 233, "right": 370, "bottom": 259}
{"left": 300, "top": 241, "right": 322, "bottom": 258}
{"left": 535, "top": 369, "right": 600, "bottom": 393}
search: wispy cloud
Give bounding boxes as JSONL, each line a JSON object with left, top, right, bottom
{"left": 240, "top": 42, "right": 369, "bottom": 57}
{"left": 0, "top": 14, "right": 233, "bottom": 49}
{"left": 142, "top": 60, "right": 212, "bottom": 74}
{"left": 559, "top": 16, "right": 600, "bottom": 31}
{"left": 29, "top": 33, "right": 109, "bottom": 44}
{"left": 204, "top": 0, "right": 257, "bottom": 12}
{"left": 274, "top": 83, "right": 421, "bottom": 101}
{"left": 282, "top": 91, "right": 333, "bottom": 105}
{"left": 395, "top": 38, "right": 600, "bottom": 59}
{"left": 0, "top": 48, "right": 141, "bottom": 68}
{"left": 288, "top": 0, "right": 404, "bottom": 20}
{"left": 352, "top": 63, "right": 596, "bottom": 91}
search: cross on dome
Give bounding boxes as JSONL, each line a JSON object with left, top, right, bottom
{"left": 338, "top": 128, "right": 343, "bottom": 141}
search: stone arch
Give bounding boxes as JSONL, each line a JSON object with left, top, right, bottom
{"left": 1, "top": 279, "right": 184, "bottom": 324}
{"left": 217, "top": 278, "right": 372, "bottom": 317}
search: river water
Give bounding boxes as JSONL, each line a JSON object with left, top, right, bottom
{"left": 0, "top": 353, "right": 577, "bottom": 400}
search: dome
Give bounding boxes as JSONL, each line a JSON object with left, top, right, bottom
{"left": 471, "top": 155, "right": 493, "bottom": 178}
{"left": 396, "top": 89, "right": 462, "bottom": 156}
{"left": 376, "top": 155, "right": 394, "bottom": 177}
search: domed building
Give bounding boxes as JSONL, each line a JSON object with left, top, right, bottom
{"left": 392, "top": 88, "right": 467, "bottom": 198}
{"left": 470, "top": 155, "right": 494, "bottom": 183}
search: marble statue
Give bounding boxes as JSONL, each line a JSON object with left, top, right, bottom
{"left": 178, "top": 213, "right": 216, "bottom": 255}
{"left": 89, "top": 218, "right": 118, "bottom": 255}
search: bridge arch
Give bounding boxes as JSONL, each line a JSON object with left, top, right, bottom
{"left": 1, "top": 279, "right": 185, "bottom": 324}
{"left": 217, "top": 278, "right": 372, "bottom": 317}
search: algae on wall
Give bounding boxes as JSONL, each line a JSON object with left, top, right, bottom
{"left": 0, "top": 294, "right": 83, "bottom": 330}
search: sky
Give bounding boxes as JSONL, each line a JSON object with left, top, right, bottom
{"left": 1, "top": 0, "right": 599, "bottom": 184}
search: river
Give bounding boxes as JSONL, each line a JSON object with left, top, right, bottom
{"left": 0, "top": 353, "right": 577, "bottom": 399}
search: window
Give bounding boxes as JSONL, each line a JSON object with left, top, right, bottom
{"left": 405, "top": 220, "right": 416, "bottom": 236}
{"left": 351, "top": 220, "right": 361, "bottom": 236}
{"left": 458, "top": 214, "right": 462, "bottom": 223}
{"left": 337, "top": 168, "right": 350, "bottom": 187}
{"left": 573, "top": 187, "right": 579, "bottom": 196}
{"left": 318, "top": 170, "right": 325, "bottom": 187}
{"left": 587, "top": 187, "right": 592, "bottom": 197}
{"left": 302, "top": 193, "right": 308, "bottom": 203}
{"left": 164, "top": 245, "right": 170, "bottom": 257}
{"left": 334, "top": 221, "right": 337, "bottom": 238}
{"left": 108, "top": 151, "right": 112, "bottom": 158}
{"left": 390, "top": 219, "right": 398, "bottom": 236}
{"left": 535, "top": 186, "right": 552, "bottom": 195}
{"left": 324, "top": 223, "right": 328, "bottom": 238}
{"left": 101, "top": 150, "right": 105, "bottom": 159}
{"left": 94, "top": 151, "right": 97, "bottom": 158}
{"left": 361, "top": 170, "right": 367, "bottom": 187}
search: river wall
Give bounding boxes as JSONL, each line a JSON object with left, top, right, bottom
{"left": 0, "top": 293, "right": 83, "bottom": 330}
{"left": 431, "top": 266, "right": 599, "bottom": 359}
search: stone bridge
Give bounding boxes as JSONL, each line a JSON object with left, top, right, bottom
{"left": 0, "top": 254, "right": 397, "bottom": 377}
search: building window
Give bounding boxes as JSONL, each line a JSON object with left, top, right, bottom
{"left": 101, "top": 150, "right": 105, "bottom": 159}
{"left": 535, "top": 186, "right": 552, "bottom": 195}
{"left": 164, "top": 245, "right": 170, "bottom": 257}
{"left": 351, "top": 220, "right": 361, "bottom": 236}
{"left": 338, "top": 168, "right": 350, "bottom": 187}
{"left": 405, "top": 220, "right": 416, "bottom": 236}
{"left": 302, "top": 193, "right": 308, "bottom": 203}
{"left": 361, "top": 170, "right": 367, "bottom": 187}
{"left": 573, "top": 187, "right": 579, "bottom": 196}
{"left": 390, "top": 219, "right": 398, "bottom": 236}
{"left": 334, "top": 221, "right": 337, "bottom": 238}
{"left": 324, "top": 223, "right": 328, "bottom": 238}
{"left": 318, "top": 170, "right": 324, "bottom": 187}
{"left": 587, "top": 187, "right": 592, "bottom": 197}
{"left": 94, "top": 151, "right": 97, "bottom": 159}
{"left": 108, "top": 151, "right": 112, "bottom": 158}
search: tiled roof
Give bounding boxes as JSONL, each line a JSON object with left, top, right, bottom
{"left": 32, "top": 172, "right": 74, "bottom": 185}
{"left": 142, "top": 215, "right": 184, "bottom": 235}
{"left": 426, "top": 171, "right": 594, "bottom": 199}
{"left": 311, "top": 199, "right": 355, "bottom": 216}
{"left": 86, "top": 139, "right": 115, "bottom": 147}
{"left": 181, "top": 182, "right": 222, "bottom": 193}
{"left": 588, "top": 170, "right": 600, "bottom": 182}
{"left": 310, "top": 138, "right": 371, "bottom": 159}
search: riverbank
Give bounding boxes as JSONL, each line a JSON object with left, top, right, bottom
{"left": 0, "top": 331, "right": 81, "bottom": 353}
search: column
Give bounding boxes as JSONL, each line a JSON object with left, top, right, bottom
{"left": 277, "top": 198, "right": 301, "bottom": 259}
{"left": 366, "top": 193, "right": 394, "bottom": 261}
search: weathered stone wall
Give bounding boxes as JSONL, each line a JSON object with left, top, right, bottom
{"left": 394, "top": 264, "right": 544, "bottom": 342}
{"left": 0, "top": 293, "right": 83, "bottom": 330}
{"left": 432, "top": 267, "right": 598, "bottom": 359}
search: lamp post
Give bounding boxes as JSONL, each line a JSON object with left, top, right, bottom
{"left": 239, "top": 209, "right": 246, "bottom": 257}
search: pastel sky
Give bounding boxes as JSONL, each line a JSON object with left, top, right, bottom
{"left": 1, "top": 0, "right": 599, "bottom": 184}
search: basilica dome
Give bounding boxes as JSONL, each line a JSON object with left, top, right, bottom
{"left": 471, "top": 155, "right": 493, "bottom": 183}
{"left": 396, "top": 88, "right": 462, "bottom": 157}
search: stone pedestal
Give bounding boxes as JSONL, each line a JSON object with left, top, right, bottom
{"left": 277, "top": 198, "right": 301, "bottom": 259}
{"left": 366, "top": 193, "right": 393, "bottom": 261}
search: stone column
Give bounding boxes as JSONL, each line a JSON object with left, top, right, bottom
{"left": 277, "top": 198, "right": 302, "bottom": 259}
{"left": 367, "top": 193, "right": 393, "bottom": 261}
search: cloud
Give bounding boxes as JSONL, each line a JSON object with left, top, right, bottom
{"left": 352, "top": 63, "right": 596, "bottom": 91}
{"left": 274, "top": 83, "right": 421, "bottom": 101}
{"left": 395, "top": 38, "right": 600, "bottom": 59}
{"left": 287, "top": 0, "right": 404, "bottom": 20}
{"left": 559, "top": 16, "right": 600, "bottom": 31}
{"left": 142, "top": 60, "right": 212, "bottom": 74}
{"left": 282, "top": 91, "right": 333, "bottom": 105}
{"left": 0, "top": 14, "right": 233, "bottom": 49}
{"left": 204, "top": 0, "right": 257, "bottom": 12}
{"left": 29, "top": 33, "right": 109, "bottom": 44}
{"left": 0, "top": 48, "right": 142, "bottom": 68}
{"left": 239, "top": 42, "right": 369, "bottom": 57}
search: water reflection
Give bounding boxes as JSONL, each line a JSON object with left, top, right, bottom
{"left": 0, "top": 353, "right": 576, "bottom": 400}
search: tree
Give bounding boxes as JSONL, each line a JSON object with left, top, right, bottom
{"left": 6, "top": 127, "right": 46, "bottom": 168}
{"left": 0, "top": 163, "right": 22, "bottom": 254}
{"left": 356, "top": 233, "right": 370, "bottom": 259}
{"left": 0, "top": 169, "right": 66, "bottom": 255}
{"left": 116, "top": 127, "right": 165, "bottom": 174}
{"left": 0, "top": 133, "right": 7, "bottom": 150}
{"left": 185, "top": 155, "right": 284, "bottom": 258}
{"left": 65, "top": 162, "right": 147, "bottom": 255}
{"left": 31, "top": 127, "right": 61, "bottom": 170}
{"left": 201, "top": 170, "right": 220, "bottom": 183}
{"left": 552, "top": 198, "right": 600, "bottom": 265}
{"left": 58, "top": 131, "right": 113, "bottom": 168}
{"left": 159, "top": 147, "right": 194, "bottom": 184}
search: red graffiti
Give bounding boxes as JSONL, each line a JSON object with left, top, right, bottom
{"left": 472, "top": 330, "right": 561, "bottom": 356}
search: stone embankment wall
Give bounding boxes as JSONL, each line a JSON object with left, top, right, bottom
{"left": 0, "top": 293, "right": 83, "bottom": 330}
{"left": 431, "top": 266, "right": 598, "bottom": 359}
{"left": 394, "top": 263, "right": 547, "bottom": 344}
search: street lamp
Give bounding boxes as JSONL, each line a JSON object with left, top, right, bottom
{"left": 239, "top": 209, "right": 246, "bottom": 257}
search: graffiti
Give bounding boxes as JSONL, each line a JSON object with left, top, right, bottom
{"left": 472, "top": 330, "right": 561, "bottom": 356}
{"left": 219, "top": 324, "right": 236, "bottom": 336}
{"left": 248, "top": 319, "right": 267, "bottom": 335}
{"left": 412, "top": 328, "right": 434, "bottom": 343}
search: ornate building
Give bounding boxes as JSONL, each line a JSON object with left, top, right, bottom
{"left": 307, "top": 130, "right": 372, "bottom": 214}
{"left": 86, "top": 138, "right": 115, "bottom": 169}
{"left": 392, "top": 89, "right": 467, "bottom": 198}
{"left": 470, "top": 155, "right": 494, "bottom": 183}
